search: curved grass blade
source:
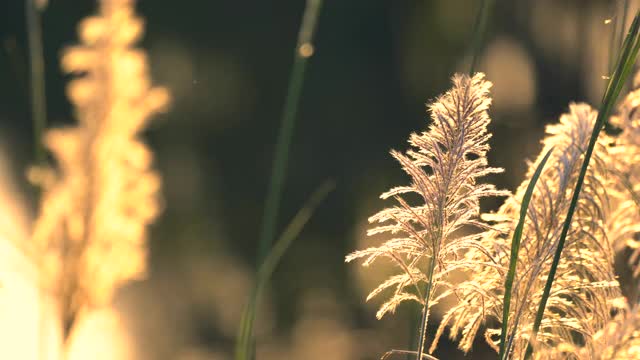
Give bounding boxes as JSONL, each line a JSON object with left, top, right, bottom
{"left": 497, "top": 148, "right": 554, "bottom": 360}
{"left": 608, "top": 0, "right": 631, "bottom": 73}
{"left": 257, "top": 0, "right": 324, "bottom": 265}
{"left": 468, "top": 0, "right": 495, "bottom": 75}
{"left": 620, "top": 0, "right": 630, "bottom": 49}
{"left": 235, "top": 181, "right": 335, "bottom": 360}
{"left": 25, "top": 0, "right": 48, "bottom": 165}
{"left": 524, "top": 10, "right": 640, "bottom": 359}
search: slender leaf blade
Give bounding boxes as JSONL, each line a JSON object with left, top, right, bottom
{"left": 498, "top": 148, "right": 553, "bottom": 360}
{"left": 257, "top": 0, "right": 324, "bottom": 264}
{"left": 235, "top": 181, "right": 334, "bottom": 360}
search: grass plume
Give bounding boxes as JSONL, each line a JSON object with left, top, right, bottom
{"left": 525, "top": 10, "right": 640, "bottom": 358}
{"left": 346, "top": 72, "right": 508, "bottom": 357}
{"left": 429, "top": 103, "right": 622, "bottom": 358}
{"left": 29, "top": 0, "right": 169, "bottom": 348}
{"left": 607, "top": 72, "right": 640, "bottom": 286}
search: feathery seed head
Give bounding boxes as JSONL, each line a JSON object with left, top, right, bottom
{"left": 347, "top": 73, "right": 507, "bottom": 342}
{"left": 31, "top": 0, "right": 169, "bottom": 334}
{"left": 436, "top": 103, "right": 623, "bottom": 358}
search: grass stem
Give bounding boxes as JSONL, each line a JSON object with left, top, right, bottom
{"left": 415, "top": 257, "right": 437, "bottom": 360}
{"left": 235, "top": 181, "right": 334, "bottom": 360}
{"left": 25, "top": 0, "right": 47, "bottom": 166}
{"left": 468, "top": 0, "right": 495, "bottom": 75}
{"left": 240, "top": 2, "right": 323, "bottom": 358}
{"left": 257, "top": 0, "right": 323, "bottom": 266}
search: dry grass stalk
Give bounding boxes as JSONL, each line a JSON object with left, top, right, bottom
{"left": 346, "top": 73, "right": 508, "bottom": 353}
{"left": 30, "top": 0, "right": 169, "bottom": 343}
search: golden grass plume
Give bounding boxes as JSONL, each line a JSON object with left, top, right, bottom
{"left": 434, "top": 103, "right": 624, "bottom": 358}
{"left": 346, "top": 73, "right": 640, "bottom": 359}
{"left": 29, "top": 0, "right": 169, "bottom": 343}
{"left": 346, "top": 73, "right": 508, "bottom": 352}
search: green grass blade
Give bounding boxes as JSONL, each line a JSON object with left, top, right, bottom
{"left": 523, "top": 10, "right": 640, "bottom": 359}
{"left": 620, "top": 0, "right": 630, "bottom": 49}
{"left": 468, "top": 0, "right": 495, "bottom": 75}
{"left": 257, "top": 0, "right": 324, "bottom": 265}
{"left": 498, "top": 148, "right": 553, "bottom": 360}
{"left": 256, "top": 180, "right": 334, "bottom": 286}
{"left": 609, "top": 7, "right": 619, "bottom": 74}
{"left": 608, "top": 0, "right": 631, "bottom": 73}
{"left": 235, "top": 181, "right": 335, "bottom": 360}
{"left": 240, "top": 2, "right": 324, "bottom": 357}
{"left": 25, "top": 0, "right": 48, "bottom": 166}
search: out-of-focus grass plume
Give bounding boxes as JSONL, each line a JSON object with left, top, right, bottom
{"left": 0, "top": 145, "right": 62, "bottom": 359}
{"left": 28, "top": 0, "right": 169, "bottom": 353}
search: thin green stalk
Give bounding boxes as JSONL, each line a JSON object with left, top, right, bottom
{"left": 415, "top": 256, "right": 437, "bottom": 360}
{"left": 257, "top": 0, "right": 323, "bottom": 266}
{"left": 620, "top": 0, "right": 630, "bottom": 48}
{"left": 524, "top": 11, "right": 640, "bottom": 359}
{"left": 235, "top": 181, "right": 335, "bottom": 360}
{"left": 468, "top": 0, "right": 495, "bottom": 75}
{"left": 25, "top": 0, "right": 47, "bottom": 165}
{"left": 609, "top": 9, "right": 618, "bottom": 74}
{"left": 408, "top": 303, "right": 421, "bottom": 360}
{"left": 497, "top": 148, "right": 553, "bottom": 360}
{"left": 27, "top": 3, "right": 48, "bottom": 359}
{"left": 608, "top": 0, "right": 630, "bottom": 74}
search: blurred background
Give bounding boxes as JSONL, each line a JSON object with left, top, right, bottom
{"left": 0, "top": 0, "right": 634, "bottom": 359}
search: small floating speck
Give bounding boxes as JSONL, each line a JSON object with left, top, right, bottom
{"left": 298, "top": 43, "right": 314, "bottom": 58}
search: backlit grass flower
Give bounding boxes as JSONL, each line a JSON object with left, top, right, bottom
{"left": 30, "top": 0, "right": 169, "bottom": 342}
{"left": 346, "top": 73, "right": 508, "bottom": 354}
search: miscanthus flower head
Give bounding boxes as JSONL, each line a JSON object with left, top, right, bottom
{"left": 346, "top": 73, "right": 508, "bottom": 349}
{"left": 31, "top": 0, "right": 169, "bottom": 334}
{"left": 436, "top": 103, "right": 623, "bottom": 358}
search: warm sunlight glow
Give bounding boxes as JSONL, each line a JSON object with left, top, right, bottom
{"left": 65, "top": 308, "right": 136, "bottom": 360}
